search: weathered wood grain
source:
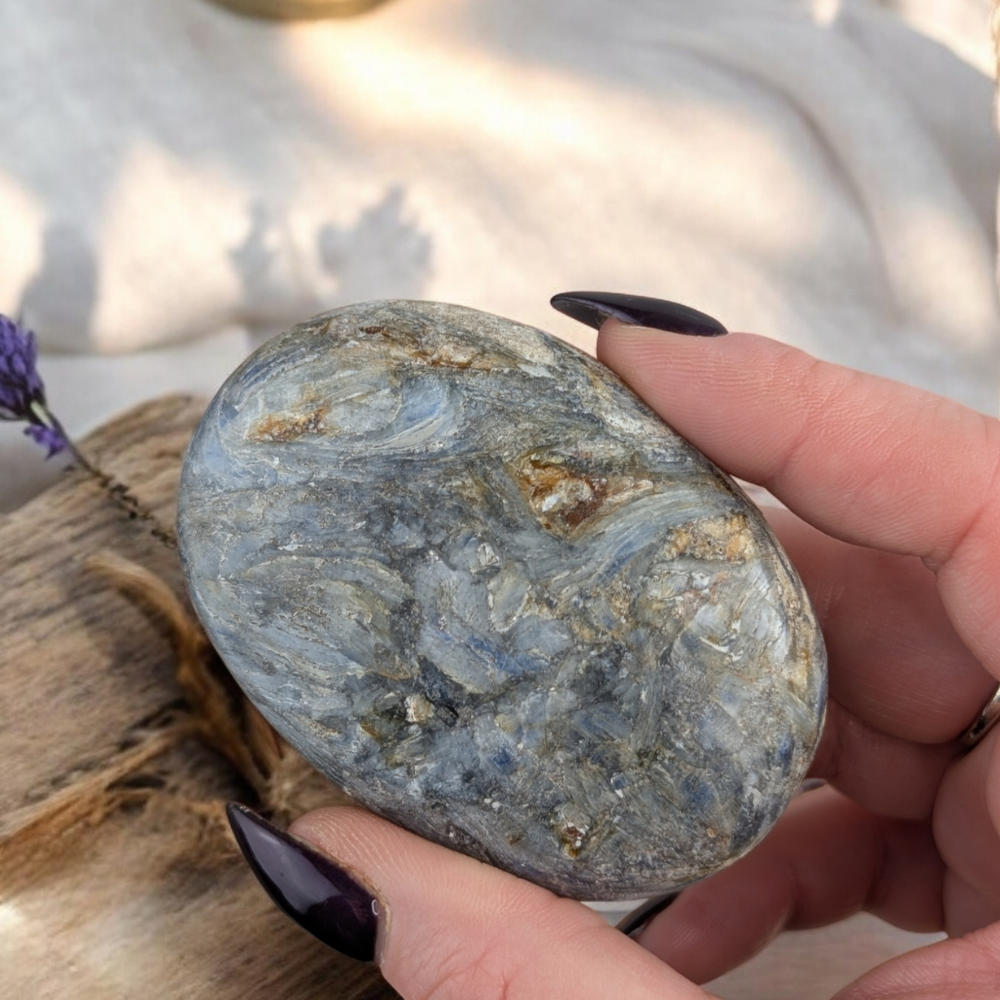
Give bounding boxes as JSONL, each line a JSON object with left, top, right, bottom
{"left": 0, "top": 395, "right": 397, "bottom": 1000}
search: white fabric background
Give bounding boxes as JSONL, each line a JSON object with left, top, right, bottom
{"left": 2, "top": 0, "right": 999, "bottom": 508}
{"left": 1, "top": 0, "right": 995, "bottom": 994}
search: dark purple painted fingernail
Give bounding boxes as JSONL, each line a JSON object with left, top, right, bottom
{"left": 616, "top": 891, "right": 680, "bottom": 937}
{"left": 227, "top": 802, "right": 381, "bottom": 962}
{"left": 551, "top": 292, "right": 727, "bottom": 336}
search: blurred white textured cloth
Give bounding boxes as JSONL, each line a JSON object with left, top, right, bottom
{"left": 2, "top": 0, "right": 999, "bottom": 500}
{"left": 0, "top": 0, "right": 994, "bottom": 992}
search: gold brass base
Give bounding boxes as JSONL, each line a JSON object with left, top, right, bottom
{"left": 207, "top": 0, "right": 391, "bottom": 20}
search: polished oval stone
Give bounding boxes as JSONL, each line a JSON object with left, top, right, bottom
{"left": 177, "top": 300, "right": 826, "bottom": 900}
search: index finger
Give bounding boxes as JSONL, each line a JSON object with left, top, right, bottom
{"left": 596, "top": 324, "right": 1000, "bottom": 680}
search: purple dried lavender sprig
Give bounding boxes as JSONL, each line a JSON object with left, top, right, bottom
{"left": 0, "top": 313, "right": 70, "bottom": 457}
{"left": 0, "top": 312, "right": 175, "bottom": 547}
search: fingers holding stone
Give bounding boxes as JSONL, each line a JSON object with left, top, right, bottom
{"left": 288, "top": 807, "right": 710, "bottom": 1000}
{"left": 764, "top": 507, "right": 994, "bottom": 745}
{"left": 596, "top": 324, "right": 1000, "bottom": 681}
{"left": 595, "top": 326, "right": 997, "bottom": 563}
{"left": 808, "top": 701, "right": 956, "bottom": 821}
{"left": 634, "top": 785, "right": 944, "bottom": 985}
{"left": 933, "top": 730, "right": 1000, "bottom": 935}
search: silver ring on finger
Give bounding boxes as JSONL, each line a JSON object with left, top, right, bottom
{"left": 960, "top": 682, "right": 1000, "bottom": 749}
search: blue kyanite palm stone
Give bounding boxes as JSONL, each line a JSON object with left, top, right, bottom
{"left": 177, "top": 300, "right": 826, "bottom": 900}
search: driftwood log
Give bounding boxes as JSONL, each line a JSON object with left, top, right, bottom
{"left": 0, "top": 395, "right": 397, "bottom": 1000}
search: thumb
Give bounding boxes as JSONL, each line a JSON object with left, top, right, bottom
{"left": 228, "top": 803, "right": 711, "bottom": 1000}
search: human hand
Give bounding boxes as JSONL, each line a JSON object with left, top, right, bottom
{"left": 592, "top": 298, "right": 1000, "bottom": 996}
{"left": 228, "top": 293, "right": 1000, "bottom": 998}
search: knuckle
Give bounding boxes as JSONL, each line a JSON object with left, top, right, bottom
{"left": 389, "top": 890, "right": 585, "bottom": 1000}
{"left": 399, "top": 936, "right": 522, "bottom": 1000}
